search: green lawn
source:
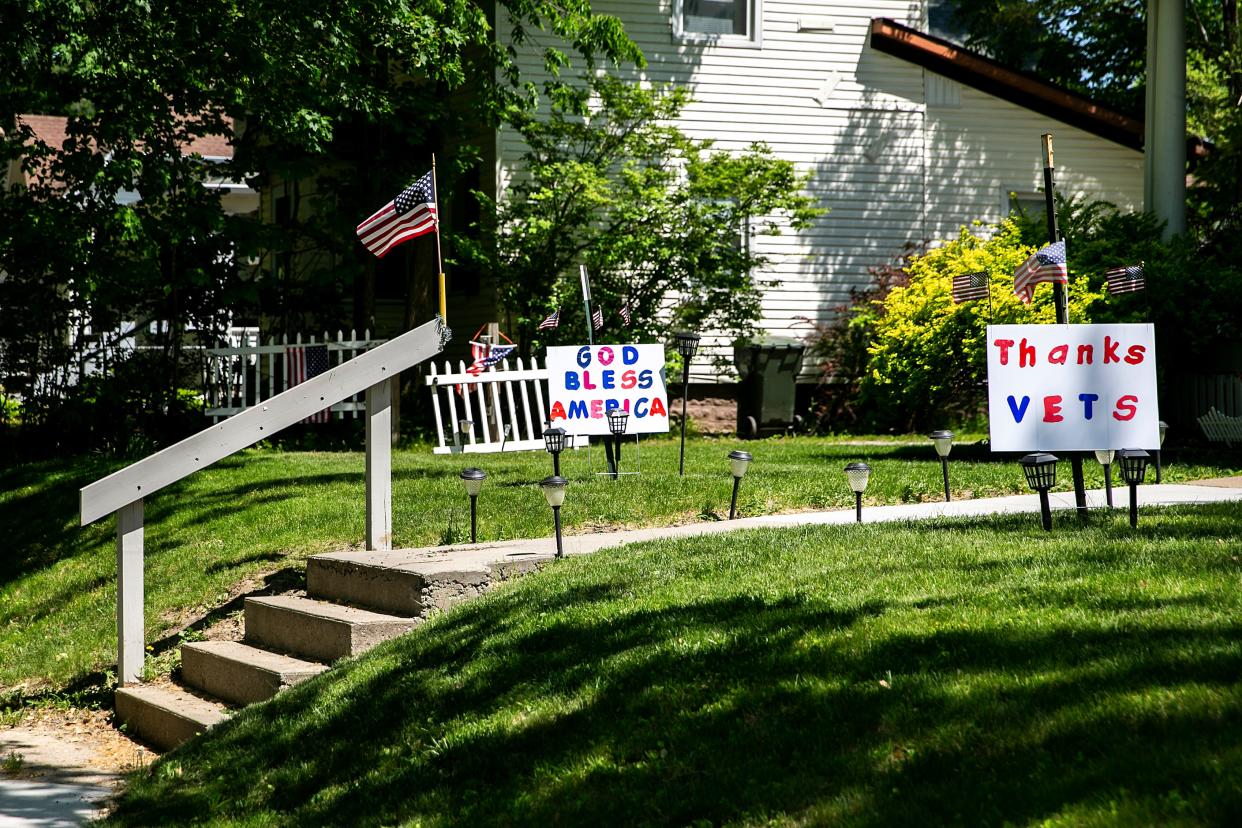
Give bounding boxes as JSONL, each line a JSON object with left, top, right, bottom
{"left": 1, "top": 436, "right": 1237, "bottom": 694}
{"left": 103, "top": 504, "right": 1242, "bottom": 826}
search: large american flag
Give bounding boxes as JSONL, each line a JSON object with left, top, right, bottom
{"left": 1013, "top": 240, "right": 1068, "bottom": 304}
{"left": 952, "top": 271, "right": 989, "bottom": 304}
{"left": 1106, "top": 263, "right": 1145, "bottom": 295}
{"left": 356, "top": 170, "right": 438, "bottom": 258}
{"left": 286, "top": 344, "right": 331, "bottom": 423}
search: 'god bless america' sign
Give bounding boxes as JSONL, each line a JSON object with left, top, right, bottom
{"left": 545, "top": 344, "right": 670, "bottom": 436}
{"left": 986, "top": 324, "right": 1160, "bottom": 451}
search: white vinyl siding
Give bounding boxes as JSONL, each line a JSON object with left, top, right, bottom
{"left": 496, "top": 1, "right": 1144, "bottom": 378}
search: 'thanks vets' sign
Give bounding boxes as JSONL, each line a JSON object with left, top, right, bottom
{"left": 545, "top": 344, "right": 670, "bottom": 436}
{"left": 986, "top": 323, "right": 1160, "bottom": 452}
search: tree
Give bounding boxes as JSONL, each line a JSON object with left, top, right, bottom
{"left": 0, "top": 0, "right": 640, "bottom": 452}
{"left": 459, "top": 75, "right": 823, "bottom": 358}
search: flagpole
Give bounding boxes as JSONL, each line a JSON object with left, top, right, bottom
{"left": 1042, "top": 133, "right": 1088, "bottom": 518}
{"left": 580, "top": 264, "right": 594, "bottom": 347}
{"left": 432, "top": 154, "right": 447, "bottom": 326}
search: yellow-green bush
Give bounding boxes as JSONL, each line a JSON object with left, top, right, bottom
{"left": 858, "top": 220, "right": 1106, "bottom": 431}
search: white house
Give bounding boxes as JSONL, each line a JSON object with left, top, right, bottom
{"left": 495, "top": 1, "right": 1148, "bottom": 377}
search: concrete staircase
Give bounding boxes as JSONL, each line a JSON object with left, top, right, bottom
{"left": 115, "top": 546, "right": 544, "bottom": 751}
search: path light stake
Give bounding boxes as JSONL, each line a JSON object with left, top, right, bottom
{"left": 457, "top": 419, "right": 473, "bottom": 450}
{"left": 459, "top": 468, "right": 486, "bottom": 544}
{"left": 1020, "top": 453, "right": 1058, "bottom": 532}
{"left": 844, "top": 462, "right": 871, "bottom": 523}
{"left": 1094, "top": 449, "right": 1116, "bottom": 508}
{"left": 929, "top": 430, "right": 954, "bottom": 502}
{"left": 1155, "top": 420, "right": 1168, "bottom": 483}
{"left": 605, "top": 407, "right": 630, "bottom": 479}
{"left": 727, "top": 450, "right": 752, "bottom": 520}
{"left": 542, "top": 427, "right": 566, "bottom": 477}
{"left": 674, "top": 331, "right": 700, "bottom": 476}
{"left": 1118, "top": 449, "right": 1150, "bottom": 529}
{"left": 540, "top": 475, "right": 568, "bottom": 559}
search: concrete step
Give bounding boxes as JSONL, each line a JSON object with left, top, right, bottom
{"left": 181, "top": 640, "right": 328, "bottom": 706}
{"left": 114, "top": 683, "right": 229, "bottom": 751}
{"left": 244, "top": 594, "right": 416, "bottom": 662}
{"left": 307, "top": 550, "right": 530, "bottom": 617}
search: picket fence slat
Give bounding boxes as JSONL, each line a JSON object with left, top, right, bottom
{"left": 424, "top": 356, "right": 554, "bottom": 455}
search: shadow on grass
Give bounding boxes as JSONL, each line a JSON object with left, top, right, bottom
{"left": 108, "top": 517, "right": 1242, "bottom": 826}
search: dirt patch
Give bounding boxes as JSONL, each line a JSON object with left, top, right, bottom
{"left": 1, "top": 707, "right": 154, "bottom": 783}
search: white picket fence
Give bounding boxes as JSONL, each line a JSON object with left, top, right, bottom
{"left": 424, "top": 356, "right": 563, "bottom": 454}
{"left": 204, "top": 330, "right": 387, "bottom": 421}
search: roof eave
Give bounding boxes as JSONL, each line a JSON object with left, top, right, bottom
{"left": 869, "top": 18, "right": 1144, "bottom": 151}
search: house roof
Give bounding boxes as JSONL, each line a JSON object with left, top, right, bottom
{"left": 17, "top": 114, "right": 235, "bottom": 159}
{"left": 869, "top": 18, "right": 1145, "bottom": 151}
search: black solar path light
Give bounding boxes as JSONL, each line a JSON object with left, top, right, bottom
{"left": 674, "top": 331, "right": 701, "bottom": 476}
{"left": 540, "top": 475, "right": 568, "bottom": 559}
{"left": 1118, "top": 449, "right": 1151, "bottom": 528}
{"left": 844, "top": 462, "right": 871, "bottom": 523}
{"left": 542, "top": 427, "right": 567, "bottom": 476}
{"left": 1020, "top": 452, "right": 1059, "bottom": 531}
{"left": 1094, "top": 449, "right": 1115, "bottom": 508}
{"left": 727, "top": 450, "right": 752, "bottom": 520}
{"left": 928, "top": 430, "right": 954, "bottom": 502}
{"left": 605, "top": 407, "right": 630, "bottom": 479}
{"left": 459, "top": 468, "right": 486, "bottom": 544}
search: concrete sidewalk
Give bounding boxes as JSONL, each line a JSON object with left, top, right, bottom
{"left": 323, "top": 481, "right": 1242, "bottom": 578}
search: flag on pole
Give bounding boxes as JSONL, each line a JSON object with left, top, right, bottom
{"left": 591, "top": 307, "right": 603, "bottom": 331}
{"left": 286, "top": 344, "right": 331, "bottom": 423}
{"left": 1105, "top": 263, "right": 1146, "bottom": 295}
{"left": 1013, "top": 240, "right": 1068, "bottom": 304}
{"left": 356, "top": 170, "right": 437, "bottom": 258}
{"left": 619, "top": 298, "right": 633, "bottom": 326}
{"left": 538, "top": 309, "right": 560, "bottom": 331}
{"left": 951, "top": 271, "right": 990, "bottom": 304}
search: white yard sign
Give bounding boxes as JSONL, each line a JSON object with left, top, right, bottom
{"left": 546, "top": 344, "right": 670, "bottom": 436}
{"left": 986, "top": 324, "right": 1160, "bottom": 451}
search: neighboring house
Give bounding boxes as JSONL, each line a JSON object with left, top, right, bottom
{"left": 2, "top": 115, "right": 259, "bottom": 386}
{"left": 494, "top": 1, "right": 1150, "bottom": 378}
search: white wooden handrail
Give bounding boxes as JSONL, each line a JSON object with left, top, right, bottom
{"left": 79, "top": 316, "right": 447, "bottom": 684}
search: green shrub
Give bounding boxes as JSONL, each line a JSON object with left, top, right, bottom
{"left": 857, "top": 219, "right": 1107, "bottom": 432}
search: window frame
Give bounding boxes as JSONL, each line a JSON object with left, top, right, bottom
{"left": 672, "top": 0, "right": 763, "bottom": 49}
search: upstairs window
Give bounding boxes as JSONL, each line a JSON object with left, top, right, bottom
{"left": 675, "top": 0, "right": 761, "bottom": 47}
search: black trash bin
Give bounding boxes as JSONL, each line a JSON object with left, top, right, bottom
{"left": 733, "top": 336, "right": 805, "bottom": 438}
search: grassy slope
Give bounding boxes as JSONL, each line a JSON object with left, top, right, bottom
{"left": 2, "top": 438, "right": 1237, "bottom": 693}
{"left": 107, "top": 505, "right": 1242, "bottom": 826}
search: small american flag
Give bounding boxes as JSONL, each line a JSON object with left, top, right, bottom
{"left": 538, "top": 309, "right": 560, "bottom": 331}
{"left": 591, "top": 307, "right": 603, "bottom": 331}
{"left": 1013, "top": 240, "right": 1068, "bottom": 304}
{"left": 952, "top": 271, "right": 989, "bottom": 304}
{"left": 355, "top": 170, "right": 437, "bottom": 258}
{"left": 1106, "top": 263, "right": 1145, "bottom": 295}
{"left": 619, "top": 298, "right": 633, "bottom": 326}
{"left": 479, "top": 345, "right": 515, "bottom": 368}
{"left": 286, "top": 344, "right": 331, "bottom": 423}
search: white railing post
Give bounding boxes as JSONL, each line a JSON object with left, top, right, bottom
{"left": 117, "top": 499, "right": 144, "bottom": 685}
{"left": 365, "top": 376, "right": 394, "bottom": 551}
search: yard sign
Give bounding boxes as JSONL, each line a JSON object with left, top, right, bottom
{"left": 546, "top": 344, "right": 670, "bottom": 436}
{"left": 986, "top": 323, "right": 1160, "bottom": 451}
